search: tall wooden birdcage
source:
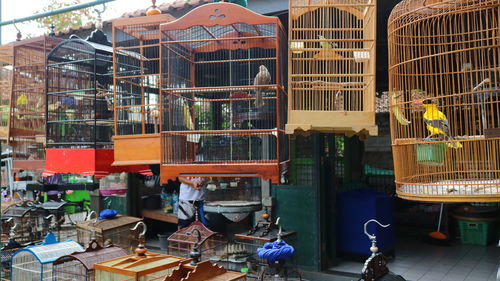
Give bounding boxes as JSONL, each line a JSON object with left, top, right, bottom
{"left": 286, "top": 0, "right": 378, "bottom": 137}
{"left": 112, "top": 13, "right": 176, "bottom": 167}
{"left": 44, "top": 30, "right": 151, "bottom": 178}
{"left": 388, "top": 0, "right": 500, "bottom": 202}
{"left": 0, "top": 44, "right": 13, "bottom": 141}
{"left": 159, "top": 2, "right": 288, "bottom": 183}
{"left": 9, "top": 36, "right": 62, "bottom": 171}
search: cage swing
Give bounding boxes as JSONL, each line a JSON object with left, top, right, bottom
{"left": 159, "top": 2, "right": 288, "bottom": 183}
{"left": 93, "top": 221, "right": 188, "bottom": 281}
{"left": 388, "top": 0, "right": 500, "bottom": 202}
{"left": 10, "top": 231, "right": 84, "bottom": 281}
{"left": 287, "top": 0, "right": 378, "bottom": 137}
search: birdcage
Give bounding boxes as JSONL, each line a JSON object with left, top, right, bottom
{"left": 1, "top": 224, "right": 22, "bottom": 281}
{"left": 2, "top": 203, "right": 46, "bottom": 244}
{"left": 94, "top": 221, "right": 188, "bottom": 281}
{"left": 112, "top": 13, "right": 175, "bottom": 167}
{"left": 10, "top": 232, "right": 84, "bottom": 281}
{"left": 167, "top": 221, "right": 226, "bottom": 259}
{"left": 0, "top": 44, "right": 13, "bottom": 141}
{"left": 388, "top": 0, "right": 500, "bottom": 202}
{"left": 43, "top": 29, "right": 151, "bottom": 179}
{"left": 159, "top": 2, "right": 288, "bottom": 183}
{"left": 203, "top": 177, "right": 262, "bottom": 222}
{"left": 286, "top": 0, "right": 378, "bottom": 137}
{"left": 53, "top": 239, "right": 128, "bottom": 281}
{"left": 76, "top": 215, "right": 142, "bottom": 251}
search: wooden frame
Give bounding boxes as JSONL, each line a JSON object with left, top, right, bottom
{"left": 158, "top": 2, "right": 288, "bottom": 183}
{"left": 388, "top": 0, "right": 500, "bottom": 202}
{"left": 286, "top": 0, "right": 378, "bottom": 137}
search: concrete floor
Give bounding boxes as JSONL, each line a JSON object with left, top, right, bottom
{"left": 329, "top": 237, "right": 500, "bottom": 281}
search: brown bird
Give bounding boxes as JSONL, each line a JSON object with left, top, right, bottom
{"left": 253, "top": 65, "right": 271, "bottom": 108}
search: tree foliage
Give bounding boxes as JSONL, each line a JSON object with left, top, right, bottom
{"left": 33, "top": 0, "right": 99, "bottom": 33}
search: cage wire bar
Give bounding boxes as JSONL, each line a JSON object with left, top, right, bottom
{"left": 159, "top": 2, "right": 288, "bottom": 183}
{"left": 46, "top": 31, "right": 114, "bottom": 149}
{"left": 286, "top": 0, "right": 377, "bottom": 137}
{"left": 388, "top": 0, "right": 500, "bottom": 202}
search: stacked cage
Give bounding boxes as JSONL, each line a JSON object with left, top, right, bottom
{"left": 159, "top": 2, "right": 288, "bottom": 183}
{"left": 287, "top": 0, "right": 378, "bottom": 137}
{"left": 53, "top": 240, "right": 128, "bottom": 281}
{"left": 10, "top": 232, "right": 84, "bottom": 281}
{"left": 0, "top": 44, "right": 13, "bottom": 140}
{"left": 388, "top": 0, "right": 500, "bottom": 202}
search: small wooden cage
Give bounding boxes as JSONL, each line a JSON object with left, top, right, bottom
{"left": 167, "top": 221, "right": 226, "bottom": 259}
{"left": 159, "top": 2, "right": 288, "bottom": 183}
{"left": 287, "top": 0, "right": 378, "bottom": 137}
{"left": 112, "top": 14, "right": 175, "bottom": 167}
{"left": 53, "top": 240, "right": 128, "bottom": 281}
{"left": 76, "top": 215, "right": 142, "bottom": 251}
{"left": 10, "top": 232, "right": 84, "bottom": 281}
{"left": 93, "top": 252, "right": 186, "bottom": 281}
{"left": 388, "top": 0, "right": 500, "bottom": 202}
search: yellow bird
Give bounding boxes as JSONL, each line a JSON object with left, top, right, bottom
{"left": 414, "top": 99, "right": 462, "bottom": 149}
{"left": 318, "top": 35, "right": 337, "bottom": 49}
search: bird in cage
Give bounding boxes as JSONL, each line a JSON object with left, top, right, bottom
{"left": 253, "top": 65, "right": 271, "bottom": 108}
{"left": 318, "top": 34, "right": 337, "bottom": 49}
{"left": 414, "top": 99, "right": 463, "bottom": 149}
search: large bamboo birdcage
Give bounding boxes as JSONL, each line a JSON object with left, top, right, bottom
{"left": 388, "top": 0, "right": 500, "bottom": 202}
{"left": 112, "top": 13, "right": 176, "bottom": 167}
{"left": 159, "top": 2, "right": 288, "bottom": 183}
{"left": 286, "top": 0, "right": 377, "bottom": 137}
{"left": 0, "top": 44, "right": 13, "bottom": 141}
{"left": 10, "top": 36, "right": 62, "bottom": 171}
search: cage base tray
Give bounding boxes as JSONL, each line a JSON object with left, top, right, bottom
{"left": 400, "top": 179, "right": 500, "bottom": 202}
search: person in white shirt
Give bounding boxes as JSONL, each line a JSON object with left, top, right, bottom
{"left": 177, "top": 176, "right": 206, "bottom": 228}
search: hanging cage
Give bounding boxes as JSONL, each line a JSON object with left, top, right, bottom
{"left": 2, "top": 203, "right": 46, "bottom": 244}
{"left": 167, "top": 221, "right": 226, "bottom": 259}
{"left": 159, "top": 2, "right": 288, "bottom": 183}
{"left": 52, "top": 239, "right": 128, "bottom": 281}
{"left": 0, "top": 43, "right": 13, "bottom": 141}
{"left": 76, "top": 215, "right": 142, "bottom": 251}
{"left": 44, "top": 29, "right": 151, "bottom": 178}
{"left": 112, "top": 13, "right": 176, "bottom": 167}
{"left": 388, "top": 0, "right": 500, "bottom": 202}
{"left": 10, "top": 232, "right": 84, "bottom": 281}
{"left": 286, "top": 0, "right": 378, "bottom": 137}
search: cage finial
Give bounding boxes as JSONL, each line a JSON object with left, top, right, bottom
{"left": 131, "top": 221, "right": 147, "bottom": 256}
{"left": 187, "top": 228, "right": 202, "bottom": 265}
{"left": 146, "top": 0, "right": 161, "bottom": 16}
{"left": 87, "top": 211, "right": 98, "bottom": 241}
{"left": 49, "top": 24, "right": 56, "bottom": 37}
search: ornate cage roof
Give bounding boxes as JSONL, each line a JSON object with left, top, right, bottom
{"left": 12, "top": 233, "right": 84, "bottom": 264}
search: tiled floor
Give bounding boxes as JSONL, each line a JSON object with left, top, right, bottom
{"left": 329, "top": 238, "right": 499, "bottom": 281}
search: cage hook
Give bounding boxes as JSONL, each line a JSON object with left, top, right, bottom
{"left": 186, "top": 228, "right": 202, "bottom": 265}
{"left": 87, "top": 211, "right": 98, "bottom": 240}
{"left": 364, "top": 219, "right": 390, "bottom": 256}
{"left": 275, "top": 217, "right": 282, "bottom": 241}
{"left": 13, "top": 20, "right": 22, "bottom": 41}
{"left": 131, "top": 221, "right": 148, "bottom": 256}
{"left": 9, "top": 223, "right": 17, "bottom": 238}
{"left": 131, "top": 221, "right": 147, "bottom": 238}
{"left": 93, "top": 4, "right": 106, "bottom": 29}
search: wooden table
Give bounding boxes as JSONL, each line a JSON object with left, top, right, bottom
{"left": 142, "top": 209, "right": 178, "bottom": 224}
